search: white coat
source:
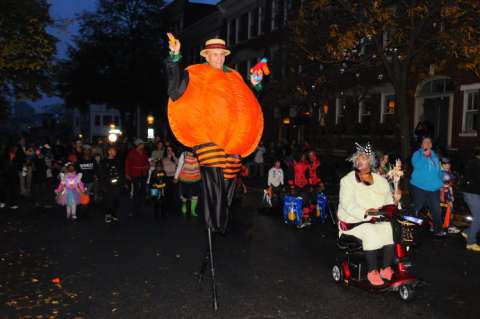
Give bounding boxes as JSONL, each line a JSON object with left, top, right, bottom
{"left": 337, "top": 171, "right": 394, "bottom": 251}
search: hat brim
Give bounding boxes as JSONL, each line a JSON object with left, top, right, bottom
{"left": 200, "top": 48, "right": 231, "bottom": 58}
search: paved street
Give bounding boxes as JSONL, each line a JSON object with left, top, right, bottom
{"left": 1, "top": 188, "right": 479, "bottom": 319}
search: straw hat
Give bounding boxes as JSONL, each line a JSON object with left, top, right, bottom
{"left": 200, "top": 38, "right": 231, "bottom": 57}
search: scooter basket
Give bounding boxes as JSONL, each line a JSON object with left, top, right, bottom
{"left": 392, "top": 218, "right": 417, "bottom": 244}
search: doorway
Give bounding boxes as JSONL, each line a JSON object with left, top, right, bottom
{"left": 423, "top": 97, "right": 449, "bottom": 150}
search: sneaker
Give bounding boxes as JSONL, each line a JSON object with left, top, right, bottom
{"left": 433, "top": 230, "right": 447, "bottom": 237}
{"left": 296, "top": 222, "right": 310, "bottom": 229}
{"left": 111, "top": 215, "right": 119, "bottom": 222}
{"left": 461, "top": 232, "right": 468, "bottom": 240}
{"left": 0, "top": 203, "right": 6, "bottom": 208}
{"left": 380, "top": 267, "right": 394, "bottom": 281}
{"left": 367, "top": 270, "right": 385, "bottom": 286}
{"left": 105, "top": 215, "right": 112, "bottom": 223}
{"left": 71, "top": 215, "right": 77, "bottom": 220}
{"left": 466, "top": 243, "right": 480, "bottom": 252}
{"left": 10, "top": 205, "right": 18, "bottom": 210}
{"left": 447, "top": 226, "right": 461, "bottom": 234}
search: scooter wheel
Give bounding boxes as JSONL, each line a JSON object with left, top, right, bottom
{"left": 398, "top": 284, "right": 415, "bottom": 302}
{"left": 332, "top": 264, "right": 343, "bottom": 283}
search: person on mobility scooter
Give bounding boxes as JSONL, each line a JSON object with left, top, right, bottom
{"left": 337, "top": 143, "right": 401, "bottom": 282}
{"left": 333, "top": 143, "right": 421, "bottom": 301}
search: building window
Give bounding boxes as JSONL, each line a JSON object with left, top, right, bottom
{"left": 114, "top": 116, "right": 120, "bottom": 126}
{"left": 228, "top": 19, "right": 237, "bottom": 46}
{"left": 103, "top": 115, "right": 112, "bottom": 126}
{"left": 239, "top": 12, "right": 249, "bottom": 42}
{"left": 462, "top": 89, "right": 480, "bottom": 133}
{"left": 250, "top": 8, "right": 259, "bottom": 38}
{"left": 420, "top": 78, "right": 454, "bottom": 95}
{"left": 258, "top": 6, "right": 263, "bottom": 35}
{"left": 358, "top": 100, "right": 371, "bottom": 123}
{"left": 284, "top": 0, "right": 292, "bottom": 26}
{"left": 271, "top": 0, "right": 279, "bottom": 31}
{"left": 94, "top": 115, "right": 101, "bottom": 127}
{"left": 335, "top": 97, "right": 346, "bottom": 125}
{"left": 380, "top": 93, "right": 395, "bottom": 123}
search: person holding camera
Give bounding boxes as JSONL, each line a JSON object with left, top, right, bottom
{"left": 410, "top": 136, "right": 445, "bottom": 236}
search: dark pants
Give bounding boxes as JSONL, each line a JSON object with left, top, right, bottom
{"left": 463, "top": 192, "right": 480, "bottom": 245}
{"left": 104, "top": 184, "right": 121, "bottom": 217}
{"left": 365, "top": 244, "right": 395, "bottom": 272}
{"left": 200, "top": 167, "right": 236, "bottom": 233}
{"left": 33, "top": 181, "right": 48, "bottom": 206}
{"left": 153, "top": 198, "right": 165, "bottom": 219}
{"left": 4, "top": 174, "right": 19, "bottom": 206}
{"left": 131, "top": 176, "right": 146, "bottom": 215}
{"left": 411, "top": 184, "right": 442, "bottom": 232}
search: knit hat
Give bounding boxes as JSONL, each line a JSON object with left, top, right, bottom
{"left": 134, "top": 138, "right": 145, "bottom": 146}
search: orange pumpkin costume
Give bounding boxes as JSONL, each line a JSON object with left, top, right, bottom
{"left": 168, "top": 64, "right": 263, "bottom": 159}
{"left": 166, "top": 53, "right": 263, "bottom": 232}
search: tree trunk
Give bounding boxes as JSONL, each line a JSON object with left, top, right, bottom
{"left": 397, "top": 89, "right": 411, "bottom": 161}
{"left": 394, "top": 63, "right": 411, "bottom": 161}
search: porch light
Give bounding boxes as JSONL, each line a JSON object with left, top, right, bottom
{"left": 323, "top": 104, "right": 329, "bottom": 114}
{"left": 388, "top": 100, "right": 396, "bottom": 113}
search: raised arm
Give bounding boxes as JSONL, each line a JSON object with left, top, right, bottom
{"left": 165, "top": 33, "right": 189, "bottom": 101}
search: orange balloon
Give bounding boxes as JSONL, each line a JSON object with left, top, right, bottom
{"left": 168, "top": 64, "right": 263, "bottom": 158}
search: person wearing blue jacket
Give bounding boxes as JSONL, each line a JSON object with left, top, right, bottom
{"left": 410, "top": 136, "right": 446, "bottom": 236}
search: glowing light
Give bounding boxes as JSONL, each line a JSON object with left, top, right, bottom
{"left": 147, "top": 114, "right": 155, "bottom": 125}
{"left": 108, "top": 133, "right": 118, "bottom": 143}
{"left": 147, "top": 128, "right": 155, "bottom": 139}
{"left": 323, "top": 104, "right": 329, "bottom": 114}
{"left": 388, "top": 100, "right": 396, "bottom": 113}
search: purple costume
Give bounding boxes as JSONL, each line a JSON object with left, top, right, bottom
{"left": 55, "top": 173, "right": 85, "bottom": 206}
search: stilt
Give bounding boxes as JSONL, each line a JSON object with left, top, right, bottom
{"left": 207, "top": 227, "right": 218, "bottom": 311}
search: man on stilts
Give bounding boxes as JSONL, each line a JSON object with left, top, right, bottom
{"left": 164, "top": 34, "right": 264, "bottom": 311}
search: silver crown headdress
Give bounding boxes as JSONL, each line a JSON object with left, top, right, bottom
{"left": 348, "top": 142, "right": 377, "bottom": 169}
{"left": 354, "top": 142, "right": 373, "bottom": 155}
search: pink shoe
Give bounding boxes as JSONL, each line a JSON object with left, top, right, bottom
{"left": 367, "top": 270, "right": 384, "bottom": 286}
{"left": 380, "top": 267, "right": 394, "bottom": 281}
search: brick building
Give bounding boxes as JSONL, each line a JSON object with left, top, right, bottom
{"left": 166, "top": 0, "right": 480, "bottom": 158}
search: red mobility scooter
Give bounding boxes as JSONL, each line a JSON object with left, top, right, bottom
{"left": 332, "top": 205, "right": 423, "bottom": 301}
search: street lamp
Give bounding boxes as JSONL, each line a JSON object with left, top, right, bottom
{"left": 146, "top": 114, "right": 155, "bottom": 140}
{"left": 108, "top": 124, "right": 122, "bottom": 144}
{"left": 147, "top": 114, "right": 155, "bottom": 126}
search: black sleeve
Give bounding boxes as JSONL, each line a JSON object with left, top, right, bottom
{"left": 98, "top": 161, "right": 106, "bottom": 182}
{"left": 164, "top": 57, "right": 189, "bottom": 101}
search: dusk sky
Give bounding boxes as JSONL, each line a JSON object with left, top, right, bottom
{"left": 36, "top": 0, "right": 220, "bottom": 108}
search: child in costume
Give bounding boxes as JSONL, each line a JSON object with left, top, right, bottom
{"left": 148, "top": 161, "right": 167, "bottom": 220}
{"left": 440, "top": 158, "right": 460, "bottom": 233}
{"left": 55, "top": 163, "right": 85, "bottom": 220}
{"left": 287, "top": 152, "right": 311, "bottom": 228}
{"left": 174, "top": 150, "right": 201, "bottom": 217}
{"left": 100, "top": 146, "right": 123, "bottom": 223}
{"left": 267, "top": 160, "right": 284, "bottom": 208}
